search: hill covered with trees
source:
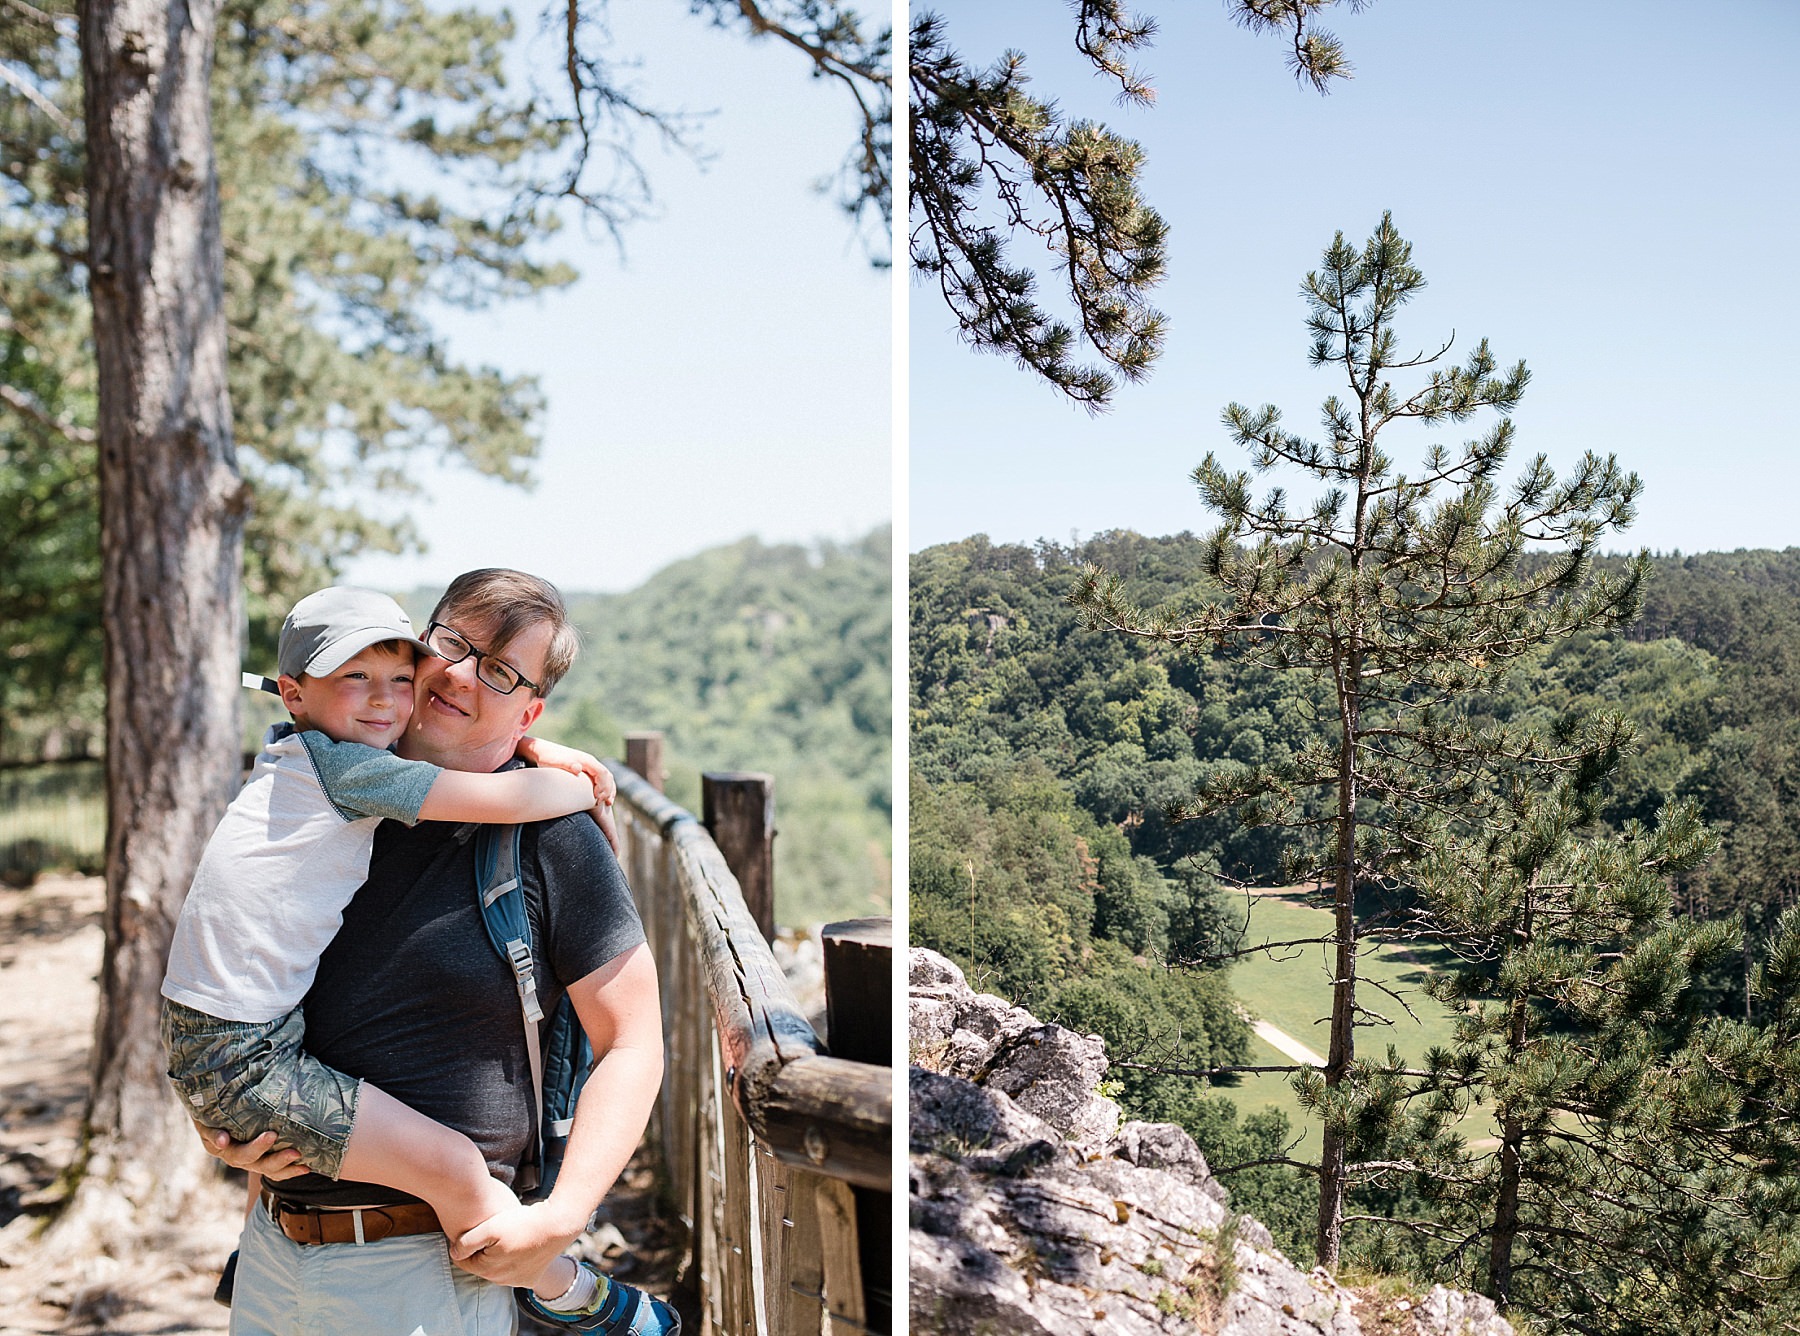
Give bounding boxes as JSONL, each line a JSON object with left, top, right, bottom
{"left": 911, "top": 531, "right": 1800, "bottom": 1320}
{"left": 913, "top": 534, "right": 1800, "bottom": 983}
{"left": 540, "top": 528, "right": 891, "bottom": 928}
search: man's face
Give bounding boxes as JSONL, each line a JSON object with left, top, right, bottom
{"left": 404, "top": 614, "right": 553, "bottom": 768}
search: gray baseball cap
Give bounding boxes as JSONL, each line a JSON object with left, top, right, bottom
{"left": 242, "top": 586, "right": 434, "bottom": 695}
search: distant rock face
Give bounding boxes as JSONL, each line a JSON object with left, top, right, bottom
{"left": 908, "top": 948, "right": 1514, "bottom": 1336}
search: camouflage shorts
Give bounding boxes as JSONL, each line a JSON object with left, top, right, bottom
{"left": 160, "top": 998, "right": 359, "bottom": 1179}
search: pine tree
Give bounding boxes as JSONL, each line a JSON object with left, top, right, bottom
{"left": 1404, "top": 772, "right": 1728, "bottom": 1315}
{"left": 1363, "top": 780, "right": 1800, "bottom": 1334}
{"left": 1071, "top": 214, "right": 1647, "bottom": 1268}
{"left": 908, "top": 0, "right": 1374, "bottom": 408}
{"left": 0, "top": 330, "right": 99, "bottom": 758}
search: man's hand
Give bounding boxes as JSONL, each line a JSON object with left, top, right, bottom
{"left": 193, "top": 1124, "right": 312, "bottom": 1180}
{"left": 449, "top": 1200, "right": 584, "bottom": 1286}
{"left": 591, "top": 798, "right": 618, "bottom": 854}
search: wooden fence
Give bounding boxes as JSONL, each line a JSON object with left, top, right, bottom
{"left": 610, "top": 736, "right": 892, "bottom": 1335}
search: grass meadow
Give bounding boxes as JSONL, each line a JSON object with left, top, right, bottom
{"left": 1209, "top": 890, "right": 1491, "bottom": 1155}
{"left": 0, "top": 761, "right": 104, "bottom": 885}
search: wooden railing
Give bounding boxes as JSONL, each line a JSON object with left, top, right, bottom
{"left": 608, "top": 742, "right": 892, "bottom": 1335}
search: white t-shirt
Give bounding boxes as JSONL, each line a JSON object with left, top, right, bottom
{"left": 161, "top": 724, "right": 441, "bottom": 1023}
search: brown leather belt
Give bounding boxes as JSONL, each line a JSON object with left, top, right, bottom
{"left": 261, "top": 1189, "right": 442, "bottom": 1246}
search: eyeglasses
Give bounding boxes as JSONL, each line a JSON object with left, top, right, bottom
{"left": 424, "top": 623, "right": 539, "bottom": 697}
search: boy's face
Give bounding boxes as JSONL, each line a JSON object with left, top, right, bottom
{"left": 278, "top": 643, "right": 417, "bottom": 749}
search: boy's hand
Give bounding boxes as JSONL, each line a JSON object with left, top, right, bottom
{"left": 515, "top": 737, "right": 617, "bottom": 806}
{"left": 516, "top": 737, "right": 619, "bottom": 854}
{"left": 592, "top": 800, "right": 619, "bottom": 854}
{"left": 193, "top": 1125, "right": 311, "bottom": 1180}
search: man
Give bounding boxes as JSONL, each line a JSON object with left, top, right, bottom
{"left": 201, "top": 569, "right": 669, "bottom": 1334}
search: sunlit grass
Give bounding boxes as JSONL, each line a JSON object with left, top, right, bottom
{"left": 1213, "top": 890, "right": 1492, "bottom": 1155}
{"left": 0, "top": 762, "right": 105, "bottom": 882}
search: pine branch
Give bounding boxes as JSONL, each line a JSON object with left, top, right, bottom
{"left": 1114, "top": 1059, "right": 1311, "bottom": 1077}
{"left": 0, "top": 382, "right": 95, "bottom": 443}
{"left": 0, "top": 56, "right": 71, "bottom": 128}
{"left": 1213, "top": 1154, "right": 1322, "bottom": 1177}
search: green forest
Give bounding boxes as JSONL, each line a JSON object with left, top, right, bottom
{"left": 540, "top": 529, "right": 893, "bottom": 928}
{"left": 911, "top": 532, "right": 1800, "bottom": 1330}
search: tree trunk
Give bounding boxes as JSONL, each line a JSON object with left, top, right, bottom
{"left": 53, "top": 0, "right": 245, "bottom": 1251}
{"left": 1317, "top": 436, "right": 1374, "bottom": 1273}
{"left": 1315, "top": 678, "right": 1358, "bottom": 1272}
{"left": 1488, "top": 1112, "right": 1524, "bottom": 1309}
{"left": 1489, "top": 890, "right": 1535, "bottom": 1309}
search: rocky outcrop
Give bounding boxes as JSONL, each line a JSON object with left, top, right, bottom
{"left": 908, "top": 949, "right": 1512, "bottom": 1336}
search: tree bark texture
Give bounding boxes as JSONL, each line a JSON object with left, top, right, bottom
{"left": 1488, "top": 889, "right": 1535, "bottom": 1309}
{"left": 1317, "top": 448, "right": 1375, "bottom": 1272}
{"left": 64, "top": 0, "right": 246, "bottom": 1242}
{"left": 1315, "top": 670, "right": 1358, "bottom": 1273}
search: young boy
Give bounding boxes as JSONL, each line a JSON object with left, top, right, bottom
{"left": 161, "top": 586, "right": 676, "bottom": 1333}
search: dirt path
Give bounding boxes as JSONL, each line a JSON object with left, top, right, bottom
{"left": 1251, "top": 1019, "right": 1326, "bottom": 1069}
{"left": 0, "top": 874, "right": 236, "bottom": 1334}
{"left": 0, "top": 876, "right": 679, "bottom": 1334}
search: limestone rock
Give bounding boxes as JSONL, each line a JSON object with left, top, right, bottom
{"left": 907, "top": 947, "right": 1513, "bottom": 1336}
{"left": 1414, "top": 1285, "right": 1515, "bottom": 1336}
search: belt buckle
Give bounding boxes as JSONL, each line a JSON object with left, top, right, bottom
{"left": 263, "top": 1192, "right": 327, "bottom": 1246}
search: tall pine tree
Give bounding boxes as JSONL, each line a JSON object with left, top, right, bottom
{"left": 1072, "top": 214, "right": 1647, "bottom": 1268}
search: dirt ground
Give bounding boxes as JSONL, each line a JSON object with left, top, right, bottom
{"left": 0, "top": 875, "right": 681, "bottom": 1335}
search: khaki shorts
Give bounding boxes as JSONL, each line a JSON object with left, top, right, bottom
{"left": 161, "top": 997, "right": 360, "bottom": 1179}
{"left": 229, "top": 1195, "right": 515, "bottom": 1336}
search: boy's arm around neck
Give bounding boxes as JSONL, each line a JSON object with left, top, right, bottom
{"left": 416, "top": 765, "right": 597, "bottom": 825}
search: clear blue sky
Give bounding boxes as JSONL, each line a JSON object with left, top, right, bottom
{"left": 910, "top": 1, "right": 1800, "bottom": 557}
{"left": 343, "top": 4, "right": 892, "bottom": 595}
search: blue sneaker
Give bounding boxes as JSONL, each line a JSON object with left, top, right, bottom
{"left": 517, "top": 1261, "right": 681, "bottom": 1334}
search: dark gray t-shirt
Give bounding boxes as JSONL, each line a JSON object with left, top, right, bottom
{"left": 273, "top": 798, "right": 645, "bottom": 1208}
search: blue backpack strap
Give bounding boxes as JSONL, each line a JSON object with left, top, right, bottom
{"left": 475, "top": 824, "right": 547, "bottom": 1190}
{"left": 473, "top": 821, "right": 597, "bottom": 1201}
{"left": 538, "top": 1006, "right": 588, "bottom": 1197}
{"left": 475, "top": 822, "right": 541, "bottom": 1016}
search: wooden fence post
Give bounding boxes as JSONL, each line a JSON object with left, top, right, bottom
{"left": 823, "top": 917, "right": 891, "bottom": 1065}
{"left": 624, "top": 731, "right": 665, "bottom": 793}
{"left": 702, "top": 772, "right": 775, "bottom": 943}
{"left": 824, "top": 917, "right": 892, "bottom": 1334}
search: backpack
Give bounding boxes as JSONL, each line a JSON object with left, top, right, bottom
{"left": 472, "top": 822, "right": 594, "bottom": 1201}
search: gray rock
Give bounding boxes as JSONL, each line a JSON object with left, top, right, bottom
{"left": 910, "top": 1067, "right": 1065, "bottom": 1159}
{"left": 911, "top": 949, "right": 968, "bottom": 992}
{"left": 981, "top": 1023, "right": 1122, "bottom": 1143}
{"left": 910, "top": 955, "right": 1044, "bottom": 1086}
{"left": 1110, "top": 1120, "right": 1228, "bottom": 1203}
{"left": 1415, "top": 1285, "right": 1514, "bottom": 1336}
{"left": 907, "top": 947, "right": 1513, "bottom": 1336}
